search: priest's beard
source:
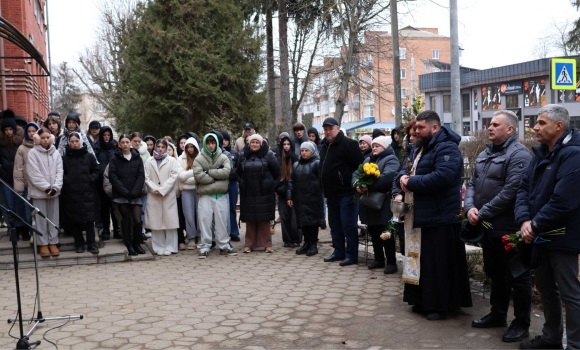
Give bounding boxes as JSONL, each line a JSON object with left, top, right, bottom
{"left": 415, "top": 132, "right": 433, "bottom": 151}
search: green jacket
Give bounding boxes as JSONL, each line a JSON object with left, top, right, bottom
{"left": 193, "top": 134, "right": 230, "bottom": 196}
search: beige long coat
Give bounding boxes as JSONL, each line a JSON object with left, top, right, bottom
{"left": 144, "top": 156, "right": 179, "bottom": 230}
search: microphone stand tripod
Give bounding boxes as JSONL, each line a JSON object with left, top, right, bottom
{"left": 0, "top": 181, "right": 83, "bottom": 349}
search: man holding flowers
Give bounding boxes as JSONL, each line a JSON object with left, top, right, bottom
{"left": 393, "top": 110, "right": 472, "bottom": 321}
{"left": 464, "top": 110, "right": 532, "bottom": 343}
{"left": 515, "top": 105, "right": 580, "bottom": 350}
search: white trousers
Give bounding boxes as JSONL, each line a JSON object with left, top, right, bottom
{"left": 198, "top": 195, "right": 230, "bottom": 253}
{"left": 33, "top": 198, "right": 59, "bottom": 245}
{"left": 152, "top": 229, "right": 178, "bottom": 254}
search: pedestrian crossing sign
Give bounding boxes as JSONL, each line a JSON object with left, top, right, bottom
{"left": 551, "top": 58, "right": 576, "bottom": 90}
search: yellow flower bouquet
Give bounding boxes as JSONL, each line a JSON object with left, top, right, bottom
{"left": 354, "top": 162, "right": 380, "bottom": 188}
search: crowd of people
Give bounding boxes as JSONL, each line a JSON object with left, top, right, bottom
{"left": 0, "top": 104, "right": 578, "bottom": 349}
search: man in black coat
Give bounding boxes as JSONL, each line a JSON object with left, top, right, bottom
{"left": 515, "top": 105, "right": 580, "bottom": 350}
{"left": 464, "top": 110, "right": 532, "bottom": 343}
{"left": 319, "top": 117, "right": 364, "bottom": 266}
{"left": 393, "top": 110, "right": 472, "bottom": 320}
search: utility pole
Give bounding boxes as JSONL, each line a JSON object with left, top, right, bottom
{"left": 46, "top": 0, "right": 54, "bottom": 110}
{"left": 450, "top": 0, "right": 462, "bottom": 134}
{"left": 0, "top": 1, "right": 7, "bottom": 110}
{"left": 390, "top": 0, "right": 402, "bottom": 127}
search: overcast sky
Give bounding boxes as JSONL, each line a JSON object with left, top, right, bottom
{"left": 48, "top": 0, "right": 579, "bottom": 70}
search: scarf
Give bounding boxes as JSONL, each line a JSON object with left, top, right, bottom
{"left": 153, "top": 150, "right": 167, "bottom": 161}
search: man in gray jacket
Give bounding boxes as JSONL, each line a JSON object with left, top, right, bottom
{"left": 464, "top": 110, "right": 532, "bottom": 343}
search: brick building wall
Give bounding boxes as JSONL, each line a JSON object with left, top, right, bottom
{"left": 0, "top": 0, "right": 50, "bottom": 121}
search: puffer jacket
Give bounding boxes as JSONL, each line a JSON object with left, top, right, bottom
{"left": 465, "top": 135, "right": 532, "bottom": 236}
{"left": 237, "top": 142, "right": 280, "bottom": 222}
{"left": 27, "top": 135, "right": 63, "bottom": 199}
{"left": 109, "top": 148, "right": 145, "bottom": 199}
{"left": 0, "top": 130, "right": 23, "bottom": 185}
{"left": 353, "top": 147, "right": 400, "bottom": 226}
{"left": 13, "top": 122, "right": 39, "bottom": 194}
{"left": 193, "top": 134, "right": 230, "bottom": 196}
{"left": 62, "top": 145, "right": 100, "bottom": 223}
{"left": 177, "top": 137, "right": 200, "bottom": 192}
{"left": 275, "top": 135, "right": 299, "bottom": 200}
{"left": 93, "top": 126, "right": 118, "bottom": 176}
{"left": 515, "top": 129, "right": 580, "bottom": 253}
{"left": 319, "top": 130, "right": 364, "bottom": 199}
{"left": 393, "top": 126, "right": 463, "bottom": 228}
{"left": 103, "top": 164, "right": 112, "bottom": 198}
{"left": 287, "top": 154, "right": 324, "bottom": 228}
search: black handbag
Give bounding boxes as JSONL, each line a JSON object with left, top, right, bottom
{"left": 358, "top": 191, "right": 386, "bottom": 210}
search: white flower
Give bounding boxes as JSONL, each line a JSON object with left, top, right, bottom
{"left": 380, "top": 232, "right": 391, "bottom": 240}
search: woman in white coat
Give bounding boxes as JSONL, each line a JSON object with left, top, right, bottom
{"left": 145, "top": 138, "right": 180, "bottom": 255}
{"left": 177, "top": 137, "right": 200, "bottom": 249}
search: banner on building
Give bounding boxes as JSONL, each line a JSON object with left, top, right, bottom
{"left": 500, "top": 82, "right": 523, "bottom": 95}
{"left": 523, "top": 79, "right": 546, "bottom": 107}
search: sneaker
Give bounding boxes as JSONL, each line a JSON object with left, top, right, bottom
{"left": 519, "top": 335, "right": 562, "bottom": 349}
{"left": 220, "top": 248, "right": 237, "bottom": 256}
{"left": 157, "top": 251, "right": 164, "bottom": 256}
{"left": 187, "top": 240, "right": 197, "bottom": 250}
{"left": 163, "top": 251, "right": 171, "bottom": 256}
{"left": 198, "top": 251, "right": 208, "bottom": 259}
{"left": 178, "top": 243, "right": 186, "bottom": 250}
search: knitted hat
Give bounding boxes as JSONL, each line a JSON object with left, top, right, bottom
{"left": 300, "top": 141, "right": 317, "bottom": 155}
{"left": 89, "top": 120, "right": 101, "bottom": 129}
{"left": 247, "top": 134, "right": 264, "bottom": 144}
{"left": 2, "top": 116, "right": 17, "bottom": 131}
{"left": 65, "top": 113, "right": 81, "bottom": 127}
{"left": 372, "top": 136, "right": 390, "bottom": 150}
{"left": 358, "top": 135, "right": 372, "bottom": 147}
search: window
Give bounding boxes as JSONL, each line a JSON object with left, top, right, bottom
{"left": 432, "top": 50, "right": 440, "bottom": 59}
{"left": 506, "top": 95, "right": 518, "bottom": 109}
{"left": 463, "top": 122, "right": 471, "bottom": 136}
{"left": 365, "top": 105, "right": 374, "bottom": 117}
{"left": 400, "top": 48, "right": 407, "bottom": 59}
{"left": 430, "top": 96, "right": 437, "bottom": 110}
{"left": 443, "top": 95, "right": 451, "bottom": 112}
{"left": 99, "top": 120, "right": 106, "bottom": 127}
{"left": 462, "top": 93, "right": 470, "bottom": 117}
{"left": 96, "top": 102, "right": 105, "bottom": 113}
{"left": 401, "top": 88, "right": 407, "bottom": 99}
{"left": 400, "top": 69, "right": 406, "bottom": 79}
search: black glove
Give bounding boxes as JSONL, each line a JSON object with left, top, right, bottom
{"left": 48, "top": 189, "right": 57, "bottom": 197}
{"left": 45, "top": 188, "right": 51, "bottom": 194}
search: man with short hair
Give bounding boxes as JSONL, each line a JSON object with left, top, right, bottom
{"left": 235, "top": 123, "right": 255, "bottom": 152}
{"left": 393, "top": 110, "right": 472, "bottom": 320}
{"left": 516, "top": 104, "right": 580, "bottom": 350}
{"left": 464, "top": 110, "right": 532, "bottom": 343}
{"left": 320, "top": 117, "right": 364, "bottom": 266}
{"left": 292, "top": 122, "right": 308, "bottom": 156}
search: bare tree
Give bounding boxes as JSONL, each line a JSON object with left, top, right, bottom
{"left": 52, "top": 62, "right": 82, "bottom": 118}
{"left": 73, "top": 0, "right": 138, "bottom": 115}
{"left": 532, "top": 36, "right": 553, "bottom": 59}
{"left": 532, "top": 19, "right": 578, "bottom": 59}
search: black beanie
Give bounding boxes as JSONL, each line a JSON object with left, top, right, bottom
{"left": 89, "top": 120, "right": 101, "bottom": 129}
{"left": 66, "top": 113, "right": 81, "bottom": 127}
{"left": 2, "top": 116, "right": 17, "bottom": 131}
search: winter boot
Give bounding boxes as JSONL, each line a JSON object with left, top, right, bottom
{"left": 296, "top": 241, "right": 310, "bottom": 255}
{"left": 306, "top": 230, "right": 318, "bottom": 256}
{"left": 133, "top": 221, "right": 145, "bottom": 254}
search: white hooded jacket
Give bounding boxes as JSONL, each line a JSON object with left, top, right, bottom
{"left": 27, "top": 134, "right": 63, "bottom": 199}
{"left": 177, "top": 137, "right": 200, "bottom": 192}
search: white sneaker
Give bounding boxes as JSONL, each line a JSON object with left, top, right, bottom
{"left": 187, "top": 240, "right": 197, "bottom": 250}
{"left": 156, "top": 251, "right": 164, "bottom": 256}
{"left": 163, "top": 251, "right": 171, "bottom": 256}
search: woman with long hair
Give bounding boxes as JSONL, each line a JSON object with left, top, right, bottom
{"left": 144, "top": 139, "right": 180, "bottom": 255}
{"left": 44, "top": 113, "right": 63, "bottom": 149}
{"left": 130, "top": 132, "right": 150, "bottom": 240}
{"left": 275, "top": 134, "right": 300, "bottom": 247}
{"left": 109, "top": 134, "right": 146, "bottom": 255}
{"left": 93, "top": 126, "right": 119, "bottom": 240}
{"left": 177, "top": 137, "right": 200, "bottom": 249}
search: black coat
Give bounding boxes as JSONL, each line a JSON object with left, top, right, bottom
{"left": 62, "top": 146, "right": 100, "bottom": 223}
{"left": 319, "top": 131, "right": 364, "bottom": 199}
{"left": 393, "top": 126, "right": 463, "bottom": 228}
{"left": 93, "top": 126, "right": 118, "bottom": 176}
{"left": 109, "top": 148, "right": 145, "bottom": 200}
{"left": 275, "top": 136, "right": 299, "bottom": 199}
{"left": 0, "top": 146, "right": 17, "bottom": 185}
{"left": 515, "top": 129, "right": 580, "bottom": 253}
{"left": 464, "top": 135, "right": 532, "bottom": 236}
{"left": 237, "top": 142, "right": 280, "bottom": 222}
{"left": 287, "top": 154, "right": 324, "bottom": 228}
{"left": 353, "top": 147, "right": 400, "bottom": 226}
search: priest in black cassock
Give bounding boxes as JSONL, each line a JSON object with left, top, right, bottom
{"left": 393, "top": 110, "right": 472, "bottom": 320}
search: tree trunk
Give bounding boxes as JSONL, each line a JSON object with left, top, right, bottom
{"left": 266, "top": 4, "right": 278, "bottom": 139}
{"left": 278, "top": 0, "right": 292, "bottom": 130}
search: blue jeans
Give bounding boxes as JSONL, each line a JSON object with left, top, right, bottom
{"left": 327, "top": 194, "right": 359, "bottom": 261}
{"left": 228, "top": 181, "right": 239, "bottom": 237}
{"left": 1, "top": 183, "right": 27, "bottom": 228}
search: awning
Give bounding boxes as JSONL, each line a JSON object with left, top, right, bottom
{"left": 342, "top": 117, "right": 375, "bottom": 132}
{"left": 354, "top": 122, "right": 397, "bottom": 133}
{"left": 0, "top": 16, "right": 49, "bottom": 75}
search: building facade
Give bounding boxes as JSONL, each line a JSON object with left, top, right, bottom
{"left": 0, "top": 0, "right": 50, "bottom": 121}
{"left": 300, "top": 26, "right": 451, "bottom": 136}
{"left": 419, "top": 57, "right": 580, "bottom": 138}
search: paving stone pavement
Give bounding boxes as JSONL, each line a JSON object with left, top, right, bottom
{"left": 0, "top": 225, "right": 546, "bottom": 349}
